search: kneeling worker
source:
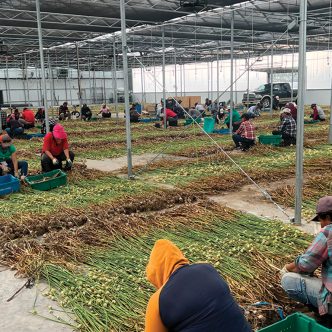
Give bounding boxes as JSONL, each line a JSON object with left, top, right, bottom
{"left": 41, "top": 124, "right": 74, "bottom": 172}
{"left": 145, "top": 239, "right": 252, "bottom": 332}
{"left": 232, "top": 113, "right": 256, "bottom": 151}
{"left": 272, "top": 108, "right": 296, "bottom": 146}
{"left": 0, "top": 134, "right": 28, "bottom": 180}
{"left": 281, "top": 196, "right": 332, "bottom": 317}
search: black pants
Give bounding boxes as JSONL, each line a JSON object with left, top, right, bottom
{"left": 232, "top": 134, "right": 255, "bottom": 150}
{"left": 102, "top": 113, "right": 111, "bottom": 118}
{"left": 41, "top": 151, "right": 75, "bottom": 173}
{"left": 272, "top": 130, "right": 296, "bottom": 146}
{"left": 168, "top": 116, "right": 178, "bottom": 127}
{"left": 82, "top": 114, "right": 92, "bottom": 121}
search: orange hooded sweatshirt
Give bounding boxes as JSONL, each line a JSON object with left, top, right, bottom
{"left": 145, "top": 239, "right": 189, "bottom": 332}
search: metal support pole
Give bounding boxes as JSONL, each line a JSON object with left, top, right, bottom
{"left": 183, "top": 63, "right": 186, "bottom": 96}
{"left": 47, "top": 52, "right": 55, "bottom": 117}
{"left": 270, "top": 44, "right": 274, "bottom": 115}
{"left": 229, "top": 11, "right": 234, "bottom": 134}
{"left": 294, "top": 0, "right": 308, "bottom": 225}
{"left": 246, "top": 52, "right": 250, "bottom": 107}
{"left": 112, "top": 37, "right": 119, "bottom": 121}
{"left": 36, "top": 0, "right": 50, "bottom": 132}
{"left": 207, "top": 62, "right": 210, "bottom": 100}
{"left": 24, "top": 54, "right": 30, "bottom": 104}
{"left": 140, "top": 66, "right": 144, "bottom": 108}
{"left": 328, "top": 69, "right": 332, "bottom": 143}
{"left": 22, "top": 58, "right": 27, "bottom": 104}
{"left": 76, "top": 43, "right": 82, "bottom": 107}
{"left": 217, "top": 48, "right": 220, "bottom": 104}
{"left": 154, "top": 63, "right": 157, "bottom": 105}
{"left": 162, "top": 27, "right": 167, "bottom": 129}
{"left": 174, "top": 53, "right": 178, "bottom": 97}
{"left": 291, "top": 46, "right": 295, "bottom": 102}
{"left": 120, "top": 0, "right": 133, "bottom": 178}
{"left": 180, "top": 60, "right": 183, "bottom": 96}
{"left": 6, "top": 59, "right": 11, "bottom": 107}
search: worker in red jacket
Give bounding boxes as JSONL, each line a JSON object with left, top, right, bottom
{"left": 161, "top": 108, "right": 178, "bottom": 127}
{"left": 41, "top": 124, "right": 74, "bottom": 173}
{"left": 19, "top": 108, "right": 35, "bottom": 129}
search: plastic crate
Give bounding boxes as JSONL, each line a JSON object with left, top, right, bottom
{"left": 25, "top": 169, "right": 67, "bottom": 191}
{"left": 185, "top": 118, "right": 202, "bottom": 125}
{"left": 25, "top": 133, "right": 45, "bottom": 140}
{"left": 258, "top": 313, "right": 331, "bottom": 332}
{"left": 203, "top": 117, "right": 215, "bottom": 133}
{"left": 138, "top": 118, "right": 158, "bottom": 123}
{"left": 0, "top": 174, "right": 20, "bottom": 196}
{"left": 259, "top": 135, "right": 282, "bottom": 146}
{"left": 304, "top": 120, "right": 320, "bottom": 124}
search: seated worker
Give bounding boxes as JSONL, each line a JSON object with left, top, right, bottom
{"left": 41, "top": 118, "right": 57, "bottom": 135}
{"left": 129, "top": 106, "right": 140, "bottom": 123}
{"left": 35, "top": 108, "right": 45, "bottom": 122}
{"left": 311, "top": 104, "right": 326, "bottom": 121}
{"left": 161, "top": 108, "right": 178, "bottom": 127}
{"left": 59, "top": 102, "right": 70, "bottom": 121}
{"left": 99, "top": 104, "right": 111, "bottom": 118}
{"left": 232, "top": 113, "right": 255, "bottom": 151}
{"left": 145, "top": 239, "right": 252, "bottom": 332}
{"left": 272, "top": 108, "right": 296, "bottom": 146}
{"left": 0, "top": 108, "right": 7, "bottom": 130}
{"left": 81, "top": 104, "right": 92, "bottom": 121}
{"left": 281, "top": 196, "right": 332, "bottom": 317}
{"left": 285, "top": 102, "right": 297, "bottom": 122}
{"left": 19, "top": 108, "right": 35, "bottom": 129}
{"left": 188, "top": 107, "right": 201, "bottom": 119}
{"left": 224, "top": 108, "right": 242, "bottom": 132}
{"left": 5, "top": 113, "right": 24, "bottom": 138}
{"left": 0, "top": 134, "right": 28, "bottom": 180}
{"left": 247, "top": 102, "right": 262, "bottom": 118}
{"left": 195, "top": 102, "right": 205, "bottom": 116}
{"left": 41, "top": 124, "right": 74, "bottom": 173}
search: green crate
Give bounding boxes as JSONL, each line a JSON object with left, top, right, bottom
{"left": 203, "top": 117, "right": 215, "bottom": 133}
{"left": 185, "top": 118, "right": 202, "bottom": 125}
{"left": 25, "top": 169, "right": 67, "bottom": 191}
{"left": 259, "top": 135, "right": 282, "bottom": 146}
{"left": 304, "top": 120, "right": 320, "bottom": 124}
{"left": 258, "top": 313, "right": 331, "bottom": 332}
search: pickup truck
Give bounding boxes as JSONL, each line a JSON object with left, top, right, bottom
{"left": 242, "top": 82, "right": 297, "bottom": 109}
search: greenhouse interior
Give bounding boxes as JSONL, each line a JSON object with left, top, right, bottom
{"left": 1, "top": 0, "right": 332, "bottom": 331}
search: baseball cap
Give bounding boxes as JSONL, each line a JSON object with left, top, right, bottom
{"left": 312, "top": 196, "right": 332, "bottom": 221}
{"left": 52, "top": 124, "right": 67, "bottom": 140}
{"left": 281, "top": 108, "right": 291, "bottom": 114}
{"left": 0, "top": 134, "right": 13, "bottom": 148}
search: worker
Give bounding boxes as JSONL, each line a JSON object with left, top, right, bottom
{"left": 188, "top": 107, "right": 201, "bottom": 119}
{"left": 232, "top": 113, "right": 256, "bottom": 151}
{"left": 41, "top": 118, "right": 57, "bottom": 135}
{"left": 0, "top": 134, "right": 28, "bottom": 180}
{"left": 81, "top": 104, "right": 92, "bottom": 121}
{"left": 161, "top": 108, "right": 178, "bottom": 127}
{"left": 59, "top": 102, "right": 70, "bottom": 121}
{"left": 20, "top": 108, "right": 35, "bottom": 129}
{"left": 129, "top": 106, "right": 140, "bottom": 123}
{"left": 35, "top": 108, "right": 45, "bottom": 122}
{"left": 281, "top": 196, "right": 332, "bottom": 317}
{"left": 99, "top": 104, "right": 111, "bottom": 118}
{"left": 41, "top": 124, "right": 74, "bottom": 173}
{"left": 224, "top": 108, "right": 242, "bottom": 132}
{"left": 195, "top": 102, "right": 205, "bottom": 117}
{"left": 247, "top": 102, "right": 262, "bottom": 118}
{"left": 285, "top": 102, "right": 297, "bottom": 122}
{"left": 272, "top": 108, "right": 296, "bottom": 146}
{"left": 5, "top": 113, "right": 24, "bottom": 138}
{"left": 0, "top": 108, "right": 7, "bottom": 130}
{"left": 145, "top": 239, "right": 252, "bottom": 332}
{"left": 311, "top": 104, "right": 326, "bottom": 121}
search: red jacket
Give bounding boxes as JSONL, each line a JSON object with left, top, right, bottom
{"left": 42, "top": 132, "right": 69, "bottom": 156}
{"left": 165, "top": 109, "right": 177, "bottom": 119}
{"left": 22, "top": 110, "right": 35, "bottom": 123}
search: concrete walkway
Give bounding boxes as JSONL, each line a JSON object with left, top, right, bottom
{"left": 86, "top": 153, "right": 189, "bottom": 173}
{"left": 0, "top": 269, "right": 73, "bottom": 332}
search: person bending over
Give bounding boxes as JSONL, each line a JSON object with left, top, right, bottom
{"left": 41, "top": 124, "right": 74, "bottom": 172}
{"left": 145, "top": 239, "right": 252, "bottom": 332}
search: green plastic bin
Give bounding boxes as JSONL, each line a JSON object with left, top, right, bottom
{"left": 258, "top": 313, "right": 331, "bottom": 332}
{"left": 203, "top": 117, "right": 215, "bottom": 133}
{"left": 25, "top": 169, "right": 67, "bottom": 191}
{"left": 185, "top": 118, "right": 202, "bottom": 125}
{"left": 259, "top": 135, "right": 282, "bottom": 146}
{"left": 304, "top": 120, "right": 320, "bottom": 124}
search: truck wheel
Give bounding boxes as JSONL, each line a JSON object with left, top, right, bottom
{"left": 262, "top": 97, "right": 271, "bottom": 109}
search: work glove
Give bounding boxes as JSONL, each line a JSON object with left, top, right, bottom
{"left": 280, "top": 265, "right": 289, "bottom": 277}
{"left": 52, "top": 158, "right": 59, "bottom": 165}
{"left": 66, "top": 159, "right": 73, "bottom": 167}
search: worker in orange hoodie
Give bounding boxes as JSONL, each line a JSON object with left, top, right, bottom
{"left": 145, "top": 239, "right": 252, "bottom": 332}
